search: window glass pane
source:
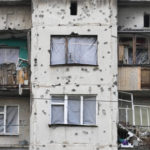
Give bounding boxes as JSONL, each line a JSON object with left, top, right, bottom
{"left": 83, "top": 96, "right": 96, "bottom": 125}
{"left": 68, "top": 96, "right": 80, "bottom": 124}
{"left": 136, "top": 38, "right": 148, "bottom": 64}
{"left": 51, "top": 37, "right": 66, "bottom": 65}
{"left": 68, "top": 37, "right": 97, "bottom": 65}
{"left": 0, "top": 48, "right": 19, "bottom": 64}
{"left": 0, "top": 114, "right": 4, "bottom": 133}
{"left": 0, "top": 106, "right": 4, "bottom": 112}
{"left": 119, "top": 37, "right": 133, "bottom": 64}
{"left": 51, "top": 105, "right": 64, "bottom": 124}
{"left": 119, "top": 109, "right": 126, "bottom": 124}
{"left": 6, "top": 106, "right": 18, "bottom": 134}
{"left": 135, "top": 107, "right": 141, "bottom": 126}
{"left": 128, "top": 109, "right": 133, "bottom": 125}
{"left": 52, "top": 96, "right": 64, "bottom": 103}
{"left": 142, "top": 108, "right": 148, "bottom": 126}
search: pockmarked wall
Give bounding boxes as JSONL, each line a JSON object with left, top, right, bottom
{"left": 31, "top": 0, "right": 118, "bottom": 150}
{"left": 0, "top": 6, "right": 31, "bottom": 30}
{"left": 118, "top": 6, "right": 150, "bottom": 30}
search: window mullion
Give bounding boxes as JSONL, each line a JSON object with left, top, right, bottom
{"left": 4, "top": 105, "right": 6, "bottom": 134}
{"left": 80, "top": 96, "right": 83, "bottom": 125}
{"left": 65, "top": 37, "right": 68, "bottom": 64}
{"left": 64, "top": 95, "right": 68, "bottom": 124}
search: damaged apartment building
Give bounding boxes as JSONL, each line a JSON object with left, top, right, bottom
{"left": 118, "top": 0, "right": 150, "bottom": 148}
{"left": 0, "top": 0, "right": 118, "bottom": 150}
{"left": 0, "top": 0, "right": 31, "bottom": 150}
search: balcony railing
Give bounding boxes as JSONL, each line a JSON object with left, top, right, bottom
{"left": 0, "top": 63, "right": 30, "bottom": 89}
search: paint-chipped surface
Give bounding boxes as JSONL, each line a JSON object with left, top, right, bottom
{"left": 0, "top": 6, "right": 31, "bottom": 30}
{"left": 118, "top": 6, "right": 150, "bottom": 31}
{"left": 30, "top": 0, "right": 118, "bottom": 150}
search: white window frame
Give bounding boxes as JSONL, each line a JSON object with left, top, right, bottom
{"left": 50, "top": 95, "right": 96, "bottom": 125}
{"left": 0, "top": 105, "right": 19, "bottom": 135}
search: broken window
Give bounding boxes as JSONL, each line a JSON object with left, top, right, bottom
{"left": 0, "top": 48, "right": 19, "bottom": 65}
{"left": 0, "top": 105, "right": 19, "bottom": 135}
{"left": 144, "top": 13, "right": 150, "bottom": 27}
{"left": 51, "top": 95, "right": 96, "bottom": 125}
{"left": 50, "top": 36, "right": 97, "bottom": 66}
{"left": 119, "top": 36, "right": 149, "bottom": 65}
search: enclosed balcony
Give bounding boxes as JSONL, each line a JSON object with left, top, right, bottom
{"left": 0, "top": 32, "right": 30, "bottom": 93}
{"left": 118, "top": 34, "right": 150, "bottom": 91}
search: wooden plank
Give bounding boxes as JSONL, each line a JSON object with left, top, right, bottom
{"left": 119, "top": 45, "right": 124, "bottom": 62}
{"left": 141, "top": 68, "right": 150, "bottom": 89}
{"left": 133, "top": 36, "right": 136, "bottom": 64}
{"left": 118, "top": 67, "right": 141, "bottom": 90}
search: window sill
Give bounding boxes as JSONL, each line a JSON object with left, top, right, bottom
{"left": 0, "top": 133, "right": 19, "bottom": 136}
{"left": 50, "top": 64, "right": 98, "bottom": 67}
{"left": 48, "top": 124, "right": 98, "bottom": 127}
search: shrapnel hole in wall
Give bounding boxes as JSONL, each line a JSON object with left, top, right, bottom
{"left": 70, "top": 1, "right": 77, "bottom": 15}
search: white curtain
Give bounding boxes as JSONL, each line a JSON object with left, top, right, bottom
{"left": 83, "top": 96, "right": 96, "bottom": 125}
{"left": 51, "top": 37, "right": 97, "bottom": 65}
{"left": 0, "top": 48, "right": 19, "bottom": 64}
{"left": 68, "top": 97, "right": 80, "bottom": 124}
{"left": 51, "top": 38, "right": 66, "bottom": 65}
{"left": 68, "top": 37, "right": 97, "bottom": 65}
{"left": 51, "top": 105, "right": 64, "bottom": 124}
{"left": 6, "top": 106, "right": 18, "bottom": 134}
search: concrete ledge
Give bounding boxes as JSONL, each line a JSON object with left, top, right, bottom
{"left": 0, "top": 0, "right": 30, "bottom": 5}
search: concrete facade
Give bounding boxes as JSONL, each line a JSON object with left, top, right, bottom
{"left": 0, "top": 3, "right": 31, "bottom": 150}
{"left": 118, "top": 5, "right": 150, "bottom": 30}
{"left": 0, "top": 97, "right": 30, "bottom": 148}
{"left": 30, "top": 0, "right": 118, "bottom": 150}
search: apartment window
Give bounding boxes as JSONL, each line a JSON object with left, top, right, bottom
{"left": 0, "top": 48, "right": 19, "bottom": 64}
{"left": 0, "top": 105, "right": 19, "bottom": 135}
{"left": 144, "top": 13, "right": 150, "bottom": 27}
{"left": 50, "top": 36, "right": 97, "bottom": 66}
{"left": 51, "top": 95, "right": 96, "bottom": 125}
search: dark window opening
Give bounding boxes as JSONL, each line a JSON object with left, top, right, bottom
{"left": 70, "top": 1, "right": 77, "bottom": 15}
{"left": 144, "top": 14, "right": 150, "bottom": 27}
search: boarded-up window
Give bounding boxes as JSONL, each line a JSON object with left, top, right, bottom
{"left": 51, "top": 36, "right": 97, "bottom": 65}
{"left": 0, "top": 48, "right": 19, "bottom": 64}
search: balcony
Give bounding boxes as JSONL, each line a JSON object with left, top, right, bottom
{"left": 0, "top": 38, "right": 30, "bottom": 93}
{"left": 118, "top": 66, "right": 150, "bottom": 90}
{"left": 118, "top": 34, "right": 150, "bottom": 91}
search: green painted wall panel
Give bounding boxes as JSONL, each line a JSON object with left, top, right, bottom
{"left": 0, "top": 39, "right": 28, "bottom": 60}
